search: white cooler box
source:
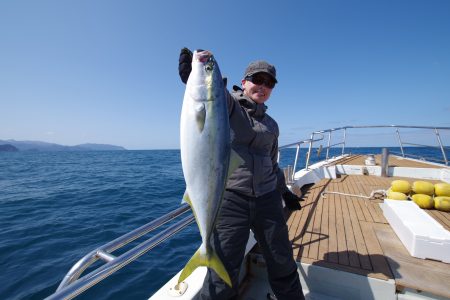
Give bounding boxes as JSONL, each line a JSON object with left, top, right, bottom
{"left": 380, "top": 199, "right": 450, "bottom": 263}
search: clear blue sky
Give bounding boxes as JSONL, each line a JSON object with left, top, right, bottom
{"left": 1, "top": 0, "right": 449, "bottom": 150}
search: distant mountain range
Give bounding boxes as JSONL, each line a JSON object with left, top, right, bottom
{"left": 0, "top": 139, "right": 126, "bottom": 152}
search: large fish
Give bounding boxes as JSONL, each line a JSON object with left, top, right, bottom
{"left": 178, "top": 50, "right": 241, "bottom": 287}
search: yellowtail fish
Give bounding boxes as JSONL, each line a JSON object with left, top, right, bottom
{"left": 179, "top": 50, "right": 242, "bottom": 287}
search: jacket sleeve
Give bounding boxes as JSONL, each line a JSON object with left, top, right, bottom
{"left": 271, "top": 132, "right": 290, "bottom": 194}
{"left": 225, "top": 88, "right": 235, "bottom": 116}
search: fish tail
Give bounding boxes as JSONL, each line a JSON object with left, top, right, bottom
{"left": 178, "top": 247, "right": 232, "bottom": 287}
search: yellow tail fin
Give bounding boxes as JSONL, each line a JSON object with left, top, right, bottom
{"left": 178, "top": 247, "right": 232, "bottom": 287}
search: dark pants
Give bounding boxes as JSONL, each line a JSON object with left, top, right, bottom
{"left": 196, "top": 190, "right": 305, "bottom": 300}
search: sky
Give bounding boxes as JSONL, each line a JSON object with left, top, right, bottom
{"left": 1, "top": 0, "right": 449, "bottom": 150}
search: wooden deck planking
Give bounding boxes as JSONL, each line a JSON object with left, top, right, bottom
{"left": 332, "top": 154, "right": 445, "bottom": 169}
{"left": 334, "top": 186, "right": 350, "bottom": 266}
{"left": 303, "top": 179, "right": 327, "bottom": 259}
{"left": 288, "top": 169, "right": 450, "bottom": 291}
{"left": 345, "top": 176, "right": 388, "bottom": 270}
{"left": 345, "top": 176, "right": 375, "bottom": 269}
{"left": 317, "top": 192, "right": 329, "bottom": 261}
{"left": 359, "top": 221, "right": 393, "bottom": 280}
{"left": 340, "top": 181, "right": 360, "bottom": 268}
{"left": 427, "top": 210, "right": 450, "bottom": 231}
{"left": 307, "top": 183, "right": 324, "bottom": 260}
{"left": 373, "top": 223, "right": 450, "bottom": 299}
{"left": 286, "top": 210, "right": 297, "bottom": 231}
{"left": 331, "top": 154, "right": 365, "bottom": 166}
{"left": 345, "top": 190, "right": 373, "bottom": 270}
{"left": 326, "top": 189, "right": 339, "bottom": 263}
{"left": 349, "top": 191, "right": 366, "bottom": 222}
{"left": 291, "top": 180, "right": 324, "bottom": 259}
{"left": 348, "top": 176, "right": 375, "bottom": 223}
{"left": 348, "top": 175, "right": 386, "bottom": 224}
{"left": 299, "top": 186, "right": 318, "bottom": 259}
{"left": 290, "top": 208, "right": 305, "bottom": 258}
{"left": 289, "top": 181, "right": 318, "bottom": 255}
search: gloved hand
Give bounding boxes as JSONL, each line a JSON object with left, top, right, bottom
{"left": 178, "top": 47, "right": 193, "bottom": 84}
{"left": 282, "top": 190, "right": 302, "bottom": 210}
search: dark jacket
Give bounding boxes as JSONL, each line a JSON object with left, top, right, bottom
{"left": 225, "top": 86, "right": 287, "bottom": 197}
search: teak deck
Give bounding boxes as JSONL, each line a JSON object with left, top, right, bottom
{"left": 286, "top": 155, "right": 450, "bottom": 298}
{"left": 331, "top": 154, "right": 443, "bottom": 169}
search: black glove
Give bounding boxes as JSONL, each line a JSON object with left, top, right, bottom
{"left": 282, "top": 190, "right": 302, "bottom": 210}
{"left": 178, "top": 47, "right": 193, "bottom": 84}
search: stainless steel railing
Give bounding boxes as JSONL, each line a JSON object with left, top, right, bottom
{"left": 279, "top": 125, "right": 449, "bottom": 182}
{"left": 46, "top": 204, "right": 194, "bottom": 300}
{"left": 278, "top": 135, "right": 325, "bottom": 183}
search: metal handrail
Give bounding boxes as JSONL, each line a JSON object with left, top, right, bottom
{"left": 46, "top": 204, "right": 194, "bottom": 300}
{"left": 278, "top": 135, "right": 325, "bottom": 182}
{"left": 279, "top": 125, "right": 449, "bottom": 181}
{"left": 311, "top": 125, "right": 449, "bottom": 166}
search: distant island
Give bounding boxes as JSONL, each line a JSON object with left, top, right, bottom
{"left": 0, "top": 140, "right": 126, "bottom": 152}
{"left": 0, "top": 144, "right": 19, "bottom": 152}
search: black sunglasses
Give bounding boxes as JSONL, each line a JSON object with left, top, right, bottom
{"left": 245, "top": 75, "right": 276, "bottom": 89}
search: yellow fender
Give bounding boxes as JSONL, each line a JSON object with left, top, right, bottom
{"left": 434, "top": 196, "right": 450, "bottom": 212}
{"left": 435, "top": 183, "right": 450, "bottom": 197}
{"left": 386, "top": 189, "right": 408, "bottom": 200}
{"left": 411, "top": 194, "right": 434, "bottom": 209}
{"left": 390, "top": 180, "right": 411, "bottom": 194}
{"left": 412, "top": 181, "right": 434, "bottom": 196}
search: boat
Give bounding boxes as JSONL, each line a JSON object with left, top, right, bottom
{"left": 45, "top": 125, "right": 450, "bottom": 300}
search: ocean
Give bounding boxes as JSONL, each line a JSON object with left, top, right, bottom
{"left": 0, "top": 147, "right": 447, "bottom": 299}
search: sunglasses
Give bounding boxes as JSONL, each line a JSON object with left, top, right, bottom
{"left": 245, "top": 75, "right": 276, "bottom": 89}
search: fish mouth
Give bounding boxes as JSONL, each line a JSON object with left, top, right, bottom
{"left": 194, "top": 50, "right": 213, "bottom": 63}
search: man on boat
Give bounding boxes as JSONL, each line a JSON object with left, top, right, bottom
{"left": 179, "top": 48, "right": 305, "bottom": 300}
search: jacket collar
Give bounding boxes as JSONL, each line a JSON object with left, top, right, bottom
{"left": 232, "top": 85, "right": 267, "bottom": 118}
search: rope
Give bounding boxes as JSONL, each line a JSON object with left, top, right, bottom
{"left": 321, "top": 189, "right": 386, "bottom": 200}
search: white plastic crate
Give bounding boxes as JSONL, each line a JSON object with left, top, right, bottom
{"left": 380, "top": 199, "right": 450, "bottom": 263}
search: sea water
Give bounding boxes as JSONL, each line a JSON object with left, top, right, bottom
{"left": 0, "top": 147, "right": 446, "bottom": 299}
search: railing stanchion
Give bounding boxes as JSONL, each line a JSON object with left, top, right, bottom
{"left": 342, "top": 128, "right": 347, "bottom": 155}
{"left": 435, "top": 128, "right": 448, "bottom": 165}
{"left": 326, "top": 132, "right": 332, "bottom": 160}
{"left": 306, "top": 133, "right": 314, "bottom": 169}
{"left": 292, "top": 144, "right": 300, "bottom": 182}
{"left": 396, "top": 128, "right": 405, "bottom": 157}
{"left": 278, "top": 135, "right": 325, "bottom": 173}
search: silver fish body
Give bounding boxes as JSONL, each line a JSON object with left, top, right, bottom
{"left": 178, "top": 51, "right": 235, "bottom": 286}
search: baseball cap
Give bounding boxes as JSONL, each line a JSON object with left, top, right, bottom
{"left": 244, "top": 60, "right": 277, "bottom": 83}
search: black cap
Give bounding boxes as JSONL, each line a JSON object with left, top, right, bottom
{"left": 244, "top": 60, "right": 277, "bottom": 83}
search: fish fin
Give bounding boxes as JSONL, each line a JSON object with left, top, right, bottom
{"left": 227, "top": 149, "right": 244, "bottom": 179}
{"left": 178, "top": 247, "right": 232, "bottom": 287}
{"left": 181, "top": 190, "right": 192, "bottom": 206}
{"left": 209, "top": 250, "right": 232, "bottom": 287}
{"left": 195, "top": 103, "right": 206, "bottom": 132}
{"left": 182, "top": 191, "right": 202, "bottom": 233}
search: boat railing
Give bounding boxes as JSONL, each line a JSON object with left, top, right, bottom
{"left": 278, "top": 135, "right": 325, "bottom": 183}
{"left": 279, "top": 125, "right": 449, "bottom": 182}
{"left": 45, "top": 203, "right": 194, "bottom": 300}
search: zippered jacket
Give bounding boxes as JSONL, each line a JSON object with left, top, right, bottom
{"left": 225, "top": 86, "right": 287, "bottom": 197}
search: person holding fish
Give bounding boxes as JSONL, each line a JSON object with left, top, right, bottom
{"left": 178, "top": 48, "right": 305, "bottom": 300}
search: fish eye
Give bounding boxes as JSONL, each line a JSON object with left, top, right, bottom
{"left": 205, "top": 61, "right": 214, "bottom": 72}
